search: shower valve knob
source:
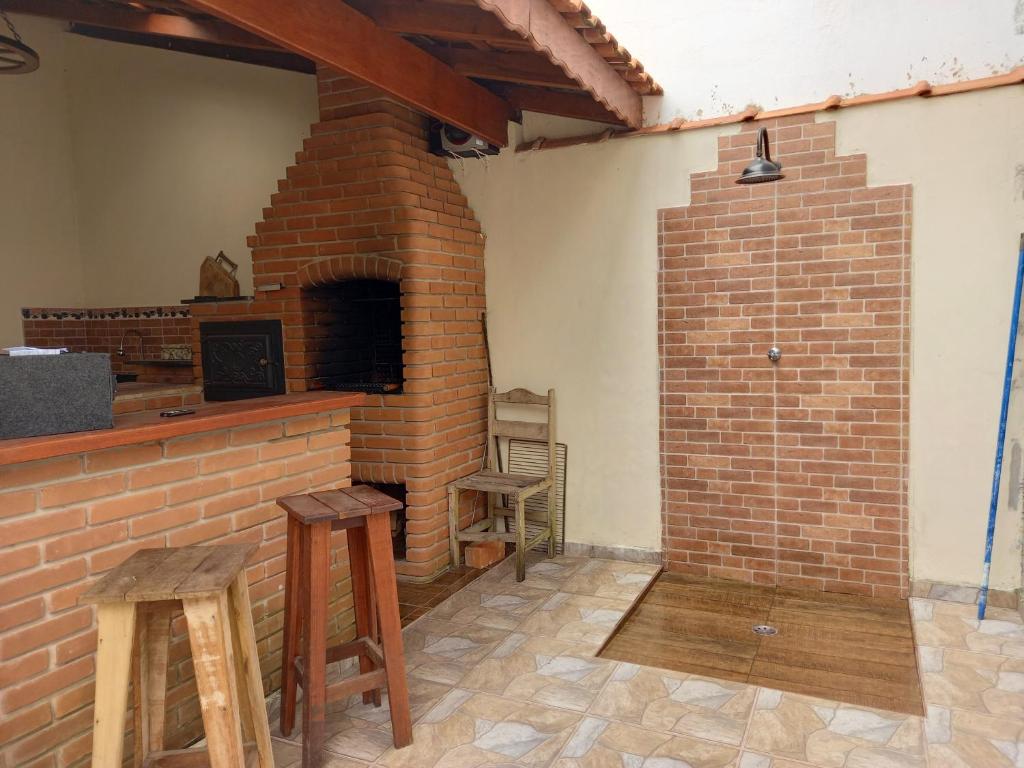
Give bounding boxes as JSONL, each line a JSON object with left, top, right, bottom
{"left": 767, "top": 347, "right": 782, "bottom": 362}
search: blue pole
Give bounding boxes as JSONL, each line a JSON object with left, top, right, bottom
{"left": 979, "top": 233, "right": 1024, "bottom": 620}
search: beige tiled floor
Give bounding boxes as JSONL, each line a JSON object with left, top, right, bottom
{"left": 268, "top": 555, "right": 1024, "bottom": 767}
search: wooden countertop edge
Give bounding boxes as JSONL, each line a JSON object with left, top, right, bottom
{"left": 0, "top": 391, "right": 366, "bottom": 467}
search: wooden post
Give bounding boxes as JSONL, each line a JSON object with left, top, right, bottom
{"left": 182, "top": 593, "right": 246, "bottom": 768}
{"left": 347, "top": 523, "right": 382, "bottom": 706}
{"left": 132, "top": 602, "right": 172, "bottom": 767}
{"left": 301, "top": 521, "right": 331, "bottom": 767}
{"left": 91, "top": 602, "right": 137, "bottom": 768}
{"left": 448, "top": 485, "right": 461, "bottom": 568}
{"left": 279, "top": 514, "right": 303, "bottom": 737}
{"left": 365, "top": 512, "right": 412, "bottom": 747}
{"left": 227, "top": 571, "right": 274, "bottom": 768}
{"left": 547, "top": 388, "right": 557, "bottom": 558}
{"left": 514, "top": 493, "right": 527, "bottom": 581}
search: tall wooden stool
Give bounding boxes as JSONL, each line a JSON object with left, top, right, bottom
{"left": 277, "top": 486, "right": 411, "bottom": 767}
{"left": 81, "top": 544, "right": 273, "bottom": 768}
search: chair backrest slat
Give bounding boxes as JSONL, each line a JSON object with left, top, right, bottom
{"left": 493, "top": 419, "right": 549, "bottom": 441}
{"left": 487, "top": 387, "right": 555, "bottom": 478}
{"left": 493, "top": 388, "right": 549, "bottom": 405}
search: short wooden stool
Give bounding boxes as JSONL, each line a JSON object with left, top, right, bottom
{"left": 277, "top": 486, "right": 411, "bottom": 766}
{"left": 81, "top": 544, "right": 273, "bottom": 768}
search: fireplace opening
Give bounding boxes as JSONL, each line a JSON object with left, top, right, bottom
{"left": 357, "top": 482, "right": 407, "bottom": 560}
{"left": 306, "top": 280, "right": 403, "bottom": 394}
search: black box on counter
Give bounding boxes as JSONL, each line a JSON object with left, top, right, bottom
{"left": 0, "top": 353, "right": 114, "bottom": 439}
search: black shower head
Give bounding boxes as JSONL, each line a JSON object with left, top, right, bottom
{"left": 736, "top": 127, "right": 784, "bottom": 184}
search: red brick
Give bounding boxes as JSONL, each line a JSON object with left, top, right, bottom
{"left": 130, "top": 503, "right": 201, "bottom": 537}
{"left": 3, "top": 655, "right": 94, "bottom": 713}
{"left": 0, "top": 607, "right": 92, "bottom": 661}
{"left": 0, "top": 508, "right": 85, "bottom": 547}
{"left": 0, "top": 648, "right": 48, "bottom": 689}
{"left": 0, "top": 545, "right": 41, "bottom": 577}
{"left": 84, "top": 444, "right": 162, "bottom": 473}
{"left": 3, "top": 559, "right": 87, "bottom": 605}
{"left": 0, "top": 457, "right": 81, "bottom": 492}
{"left": 129, "top": 459, "right": 198, "bottom": 489}
{"left": 88, "top": 488, "right": 165, "bottom": 524}
{"left": 0, "top": 598, "right": 45, "bottom": 635}
{"left": 465, "top": 540, "right": 505, "bottom": 568}
{"left": 39, "top": 475, "right": 124, "bottom": 509}
{"left": 0, "top": 489, "right": 37, "bottom": 519}
{"left": 164, "top": 431, "right": 229, "bottom": 458}
{"left": 0, "top": 702, "right": 51, "bottom": 747}
{"left": 658, "top": 117, "right": 909, "bottom": 598}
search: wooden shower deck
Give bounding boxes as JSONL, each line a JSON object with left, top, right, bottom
{"left": 599, "top": 572, "right": 925, "bottom": 715}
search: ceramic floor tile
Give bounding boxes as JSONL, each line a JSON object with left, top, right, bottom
{"left": 589, "top": 662, "right": 756, "bottom": 747}
{"left": 459, "top": 632, "right": 615, "bottom": 711}
{"left": 560, "top": 558, "right": 661, "bottom": 600}
{"left": 738, "top": 752, "right": 818, "bottom": 768}
{"left": 375, "top": 689, "right": 583, "bottom": 768}
{"left": 271, "top": 737, "right": 302, "bottom": 767}
{"left": 402, "top": 617, "right": 511, "bottom": 685}
{"left": 429, "top": 580, "right": 553, "bottom": 630}
{"left": 482, "top": 552, "right": 590, "bottom": 592}
{"left": 294, "top": 676, "right": 449, "bottom": 763}
{"left": 743, "top": 688, "right": 925, "bottom": 767}
{"left": 911, "top": 599, "right": 1024, "bottom": 657}
{"left": 516, "top": 591, "right": 634, "bottom": 646}
{"left": 924, "top": 704, "right": 1024, "bottom": 767}
{"left": 281, "top": 750, "right": 371, "bottom": 768}
{"left": 553, "top": 716, "right": 739, "bottom": 767}
{"left": 919, "top": 647, "right": 1024, "bottom": 718}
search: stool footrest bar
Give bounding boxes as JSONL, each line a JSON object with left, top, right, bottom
{"left": 327, "top": 636, "right": 384, "bottom": 667}
{"left": 326, "top": 669, "right": 388, "bottom": 705}
{"left": 141, "top": 743, "right": 259, "bottom": 768}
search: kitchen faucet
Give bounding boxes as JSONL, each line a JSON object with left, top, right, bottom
{"left": 117, "top": 328, "right": 144, "bottom": 358}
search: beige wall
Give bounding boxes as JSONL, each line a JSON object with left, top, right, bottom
{"left": 0, "top": 15, "right": 317, "bottom": 343}
{"left": 456, "top": 87, "right": 1024, "bottom": 589}
{"left": 835, "top": 92, "right": 1024, "bottom": 590}
{"left": 64, "top": 33, "right": 317, "bottom": 306}
{"left": 0, "top": 17, "right": 85, "bottom": 347}
{"left": 455, "top": 121, "right": 729, "bottom": 558}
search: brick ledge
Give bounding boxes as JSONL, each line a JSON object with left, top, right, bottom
{"left": 0, "top": 391, "right": 366, "bottom": 467}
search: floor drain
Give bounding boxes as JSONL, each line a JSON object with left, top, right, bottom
{"left": 752, "top": 624, "right": 778, "bottom": 636}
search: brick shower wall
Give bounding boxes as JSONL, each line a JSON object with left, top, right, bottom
{"left": 191, "top": 68, "right": 489, "bottom": 580}
{"left": 659, "top": 115, "right": 911, "bottom": 598}
{"left": 22, "top": 307, "right": 193, "bottom": 385}
{"left": 0, "top": 412, "right": 354, "bottom": 767}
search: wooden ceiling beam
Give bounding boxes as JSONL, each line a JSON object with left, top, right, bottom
{"left": 68, "top": 22, "right": 315, "bottom": 73}
{"left": 434, "top": 48, "right": 582, "bottom": 90}
{"left": 179, "top": 0, "right": 513, "bottom": 146}
{"left": 1, "top": 0, "right": 281, "bottom": 51}
{"left": 498, "top": 84, "right": 623, "bottom": 125}
{"left": 475, "top": 0, "right": 643, "bottom": 127}
{"left": 345, "top": 0, "right": 528, "bottom": 48}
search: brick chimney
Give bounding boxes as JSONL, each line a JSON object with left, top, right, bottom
{"left": 191, "top": 67, "right": 490, "bottom": 579}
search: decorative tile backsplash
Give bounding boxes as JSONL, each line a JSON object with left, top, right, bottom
{"left": 21, "top": 305, "right": 190, "bottom": 321}
{"left": 21, "top": 305, "right": 193, "bottom": 383}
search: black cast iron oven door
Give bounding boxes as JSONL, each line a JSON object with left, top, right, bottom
{"left": 200, "top": 319, "right": 285, "bottom": 401}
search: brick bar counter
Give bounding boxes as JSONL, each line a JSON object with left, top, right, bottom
{"left": 0, "top": 391, "right": 364, "bottom": 767}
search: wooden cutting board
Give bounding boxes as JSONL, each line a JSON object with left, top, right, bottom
{"left": 199, "top": 251, "right": 240, "bottom": 298}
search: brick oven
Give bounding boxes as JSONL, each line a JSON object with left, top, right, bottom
{"left": 190, "top": 67, "right": 489, "bottom": 579}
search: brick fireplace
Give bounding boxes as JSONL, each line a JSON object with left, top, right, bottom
{"left": 190, "top": 67, "right": 489, "bottom": 579}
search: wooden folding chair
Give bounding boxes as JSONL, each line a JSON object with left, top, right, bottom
{"left": 448, "top": 387, "right": 556, "bottom": 581}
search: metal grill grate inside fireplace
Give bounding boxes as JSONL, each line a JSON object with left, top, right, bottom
{"left": 306, "top": 279, "right": 403, "bottom": 395}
